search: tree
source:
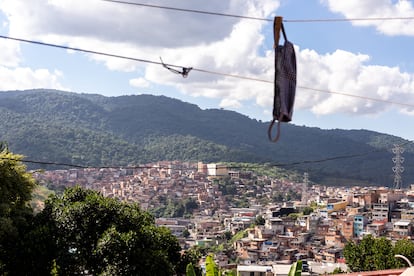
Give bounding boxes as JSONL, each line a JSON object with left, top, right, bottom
{"left": 372, "top": 237, "right": 395, "bottom": 270}
{"left": 343, "top": 240, "right": 361, "bottom": 272}
{"left": 17, "top": 186, "right": 181, "bottom": 275}
{"left": 302, "top": 206, "right": 313, "bottom": 215}
{"left": 183, "top": 228, "right": 191, "bottom": 238}
{"left": 0, "top": 145, "right": 36, "bottom": 273}
{"left": 186, "top": 262, "right": 196, "bottom": 276}
{"left": 331, "top": 267, "right": 345, "bottom": 274}
{"left": 177, "top": 247, "right": 202, "bottom": 276}
{"left": 344, "top": 235, "right": 396, "bottom": 272}
{"left": 394, "top": 239, "right": 414, "bottom": 268}
{"left": 255, "top": 215, "right": 265, "bottom": 226}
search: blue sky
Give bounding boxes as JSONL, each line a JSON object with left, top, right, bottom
{"left": 0, "top": 0, "right": 414, "bottom": 140}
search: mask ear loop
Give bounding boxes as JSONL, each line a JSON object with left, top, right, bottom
{"left": 268, "top": 118, "right": 281, "bottom": 142}
{"left": 160, "top": 57, "right": 192, "bottom": 78}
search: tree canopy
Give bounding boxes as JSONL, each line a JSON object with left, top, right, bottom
{"left": 0, "top": 144, "right": 36, "bottom": 273}
{"left": 20, "top": 186, "right": 182, "bottom": 275}
{"left": 0, "top": 146, "right": 199, "bottom": 275}
{"left": 343, "top": 235, "right": 414, "bottom": 272}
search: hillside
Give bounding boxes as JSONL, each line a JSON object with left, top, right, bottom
{"left": 0, "top": 89, "right": 413, "bottom": 186}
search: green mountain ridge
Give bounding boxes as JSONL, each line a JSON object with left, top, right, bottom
{"left": 0, "top": 89, "right": 413, "bottom": 186}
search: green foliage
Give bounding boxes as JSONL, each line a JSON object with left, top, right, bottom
{"left": 0, "top": 149, "right": 36, "bottom": 274}
{"left": 150, "top": 197, "right": 198, "bottom": 218}
{"left": 223, "top": 270, "right": 236, "bottom": 276}
{"left": 230, "top": 229, "right": 248, "bottom": 243}
{"left": 372, "top": 237, "right": 395, "bottom": 270}
{"left": 302, "top": 206, "right": 313, "bottom": 215}
{"left": 394, "top": 239, "right": 414, "bottom": 268}
{"left": 1, "top": 89, "right": 413, "bottom": 185}
{"left": 50, "top": 259, "right": 59, "bottom": 276}
{"left": 186, "top": 262, "right": 197, "bottom": 276}
{"left": 288, "top": 213, "right": 300, "bottom": 220}
{"left": 205, "top": 254, "right": 219, "bottom": 276}
{"left": 331, "top": 267, "right": 345, "bottom": 274}
{"left": 288, "top": 260, "right": 302, "bottom": 276}
{"left": 344, "top": 235, "right": 397, "bottom": 272}
{"left": 178, "top": 247, "right": 202, "bottom": 276}
{"left": 0, "top": 151, "right": 36, "bottom": 215}
{"left": 30, "top": 184, "right": 54, "bottom": 213}
{"left": 255, "top": 215, "right": 265, "bottom": 225}
{"left": 11, "top": 186, "right": 181, "bottom": 275}
{"left": 218, "top": 176, "right": 237, "bottom": 195}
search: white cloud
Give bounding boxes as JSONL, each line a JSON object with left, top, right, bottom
{"left": 0, "top": 0, "right": 246, "bottom": 47}
{"left": 0, "top": 39, "right": 21, "bottom": 67}
{"left": 1, "top": 0, "right": 414, "bottom": 120}
{"left": 0, "top": 0, "right": 279, "bottom": 72}
{"left": 220, "top": 98, "right": 243, "bottom": 109}
{"left": 0, "top": 14, "right": 65, "bottom": 91}
{"left": 322, "top": 0, "right": 414, "bottom": 36}
{"left": 143, "top": 2, "right": 278, "bottom": 110}
{"left": 296, "top": 47, "right": 414, "bottom": 115}
{"left": 0, "top": 67, "right": 65, "bottom": 91}
{"left": 129, "top": 77, "right": 150, "bottom": 88}
{"left": 0, "top": 0, "right": 279, "bottom": 104}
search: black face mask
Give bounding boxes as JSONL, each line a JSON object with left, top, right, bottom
{"left": 268, "top": 17, "right": 297, "bottom": 143}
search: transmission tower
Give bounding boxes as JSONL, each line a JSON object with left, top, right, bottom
{"left": 392, "top": 144, "right": 404, "bottom": 189}
{"left": 301, "top": 172, "right": 309, "bottom": 205}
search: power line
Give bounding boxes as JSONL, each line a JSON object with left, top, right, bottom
{"left": 0, "top": 156, "right": 169, "bottom": 170}
{"left": 101, "top": 0, "right": 414, "bottom": 23}
{"left": 284, "top": 16, "right": 414, "bottom": 23}
{"left": 101, "top": 0, "right": 272, "bottom": 22}
{"left": 1, "top": 34, "right": 413, "bottom": 109}
{"left": 0, "top": 157, "right": 89, "bottom": 168}
{"left": 1, "top": 140, "right": 412, "bottom": 170}
{"left": 299, "top": 86, "right": 414, "bottom": 109}
{"left": 0, "top": 35, "right": 173, "bottom": 68}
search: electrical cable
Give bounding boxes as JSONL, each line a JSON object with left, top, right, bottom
{"left": 285, "top": 17, "right": 414, "bottom": 23}
{"left": 101, "top": 0, "right": 414, "bottom": 23}
{"left": 299, "top": 86, "right": 414, "bottom": 109}
{"left": 0, "top": 3, "right": 412, "bottom": 178}
{"left": 1, "top": 140, "right": 412, "bottom": 170}
{"left": 1, "top": 34, "right": 413, "bottom": 109}
{"left": 0, "top": 156, "right": 170, "bottom": 170}
{"left": 101, "top": 0, "right": 272, "bottom": 22}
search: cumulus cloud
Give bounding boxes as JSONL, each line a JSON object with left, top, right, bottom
{"left": 0, "top": 0, "right": 249, "bottom": 47}
{"left": 0, "top": 39, "right": 21, "bottom": 67}
{"left": 296, "top": 47, "right": 414, "bottom": 115}
{"left": 0, "top": 67, "right": 65, "bottom": 91}
{"left": 129, "top": 77, "right": 151, "bottom": 88}
{"left": 1, "top": 0, "right": 413, "bottom": 119}
{"left": 322, "top": 0, "right": 414, "bottom": 36}
{"left": 0, "top": 19, "right": 65, "bottom": 91}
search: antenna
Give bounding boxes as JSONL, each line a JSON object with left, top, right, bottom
{"left": 392, "top": 144, "right": 404, "bottom": 189}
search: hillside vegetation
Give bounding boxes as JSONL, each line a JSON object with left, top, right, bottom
{"left": 0, "top": 89, "right": 413, "bottom": 186}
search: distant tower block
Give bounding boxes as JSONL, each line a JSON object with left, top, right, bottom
{"left": 302, "top": 172, "right": 309, "bottom": 205}
{"left": 392, "top": 144, "right": 404, "bottom": 189}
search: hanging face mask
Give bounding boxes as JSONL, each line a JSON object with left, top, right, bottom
{"left": 268, "top": 16, "right": 297, "bottom": 143}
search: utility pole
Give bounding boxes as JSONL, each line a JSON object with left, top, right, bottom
{"left": 392, "top": 144, "right": 404, "bottom": 189}
{"left": 302, "top": 172, "right": 309, "bottom": 205}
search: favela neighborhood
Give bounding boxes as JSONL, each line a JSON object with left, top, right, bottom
{"left": 29, "top": 161, "right": 414, "bottom": 275}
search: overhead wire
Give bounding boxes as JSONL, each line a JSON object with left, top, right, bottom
{"left": 0, "top": 1, "right": 412, "bottom": 177}
{"left": 100, "top": 0, "right": 414, "bottom": 23}
{"left": 1, "top": 34, "right": 413, "bottom": 109}
{"left": 1, "top": 140, "right": 412, "bottom": 170}
{"left": 101, "top": 0, "right": 272, "bottom": 22}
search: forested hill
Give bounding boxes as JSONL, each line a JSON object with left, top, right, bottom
{"left": 0, "top": 89, "right": 413, "bottom": 186}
